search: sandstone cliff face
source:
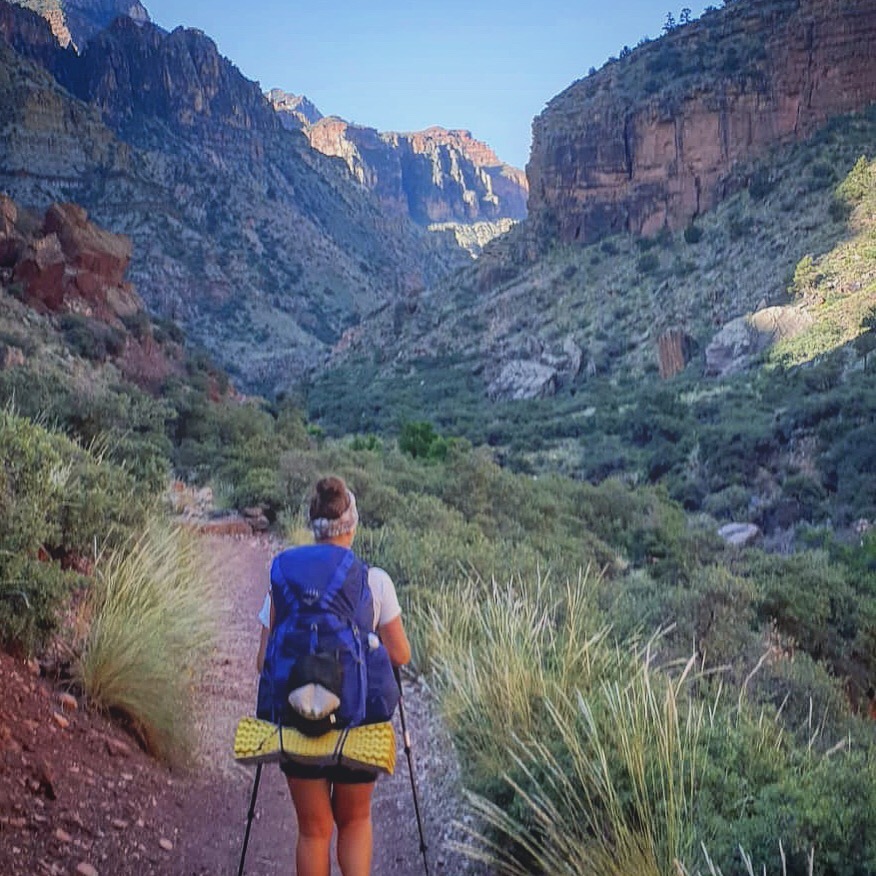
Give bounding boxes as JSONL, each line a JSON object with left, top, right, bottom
{"left": 528, "top": 0, "right": 876, "bottom": 243}
{"left": 267, "top": 92, "right": 529, "bottom": 226}
{"left": 10, "top": 0, "right": 148, "bottom": 49}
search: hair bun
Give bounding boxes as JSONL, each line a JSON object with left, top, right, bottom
{"left": 310, "top": 476, "right": 351, "bottom": 522}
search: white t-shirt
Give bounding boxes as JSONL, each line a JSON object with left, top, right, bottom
{"left": 258, "top": 565, "right": 401, "bottom": 632}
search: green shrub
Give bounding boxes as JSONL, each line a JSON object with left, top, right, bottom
{"left": 748, "top": 169, "right": 775, "bottom": 201}
{"left": 0, "top": 554, "right": 72, "bottom": 656}
{"left": 683, "top": 224, "right": 704, "bottom": 244}
{"left": 398, "top": 420, "right": 455, "bottom": 461}
{"left": 835, "top": 155, "right": 871, "bottom": 205}
{"left": 637, "top": 253, "right": 661, "bottom": 274}
{"left": 60, "top": 314, "right": 125, "bottom": 362}
{"left": 0, "top": 408, "right": 64, "bottom": 556}
{"left": 0, "top": 409, "right": 151, "bottom": 654}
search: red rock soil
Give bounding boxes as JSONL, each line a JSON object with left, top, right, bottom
{"left": 0, "top": 536, "right": 485, "bottom": 876}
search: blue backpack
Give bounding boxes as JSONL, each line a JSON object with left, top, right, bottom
{"left": 256, "top": 544, "right": 399, "bottom": 734}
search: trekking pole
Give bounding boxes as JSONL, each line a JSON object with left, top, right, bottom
{"left": 237, "top": 762, "right": 263, "bottom": 876}
{"left": 394, "top": 666, "right": 431, "bottom": 876}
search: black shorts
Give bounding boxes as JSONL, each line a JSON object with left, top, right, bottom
{"left": 279, "top": 759, "right": 377, "bottom": 784}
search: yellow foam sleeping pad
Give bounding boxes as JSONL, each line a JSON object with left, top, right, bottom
{"left": 233, "top": 716, "right": 396, "bottom": 775}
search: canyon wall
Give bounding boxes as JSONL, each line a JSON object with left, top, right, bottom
{"left": 10, "top": 0, "right": 148, "bottom": 48}
{"left": 267, "top": 91, "right": 529, "bottom": 226}
{"left": 527, "top": 0, "right": 876, "bottom": 243}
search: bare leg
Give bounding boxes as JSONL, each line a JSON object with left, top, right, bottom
{"left": 287, "top": 777, "right": 334, "bottom": 876}
{"left": 332, "top": 781, "right": 376, "bottom": 876}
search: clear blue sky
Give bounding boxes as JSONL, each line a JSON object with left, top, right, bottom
{"left": 143, "top": 1, "right": 713, "bottom": 169}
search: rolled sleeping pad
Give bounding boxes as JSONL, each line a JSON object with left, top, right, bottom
{"left": 233, "top": 716, "right": 396, "bottom": 775}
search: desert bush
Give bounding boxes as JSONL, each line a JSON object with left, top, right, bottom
{"left": 75, "top": 521, "right": 215, "bottom": 762}
{"left": 0, "top": 409, "right": 149, "bottom": 653}
{"left": 398, "top": 420, "right": 456, "bottom": 461}
{"left": 702, "top": 484, "right": 752, "bottom": 520}
{"left": 637, "top": 253, "right": 661, "bottom": 274}
{"left": 684, "top": 224, "right": 704, "bottom": 244}
{"left": 60, "top": 314, "right": 125, "bottom": 362}
{"left": 0, "top": 411, "right": 67, "bottom": 655}
{"left": 0, "top": 554, "right": 71, "bottom": 656}
{"left": 738, "top": 550, "right": 869, "bottom": 679}
{"left": 748, "top": 169, "right": 775, "bottom": 201}
{"left": 835, "top": 155, "right": 872, "bottom": 205}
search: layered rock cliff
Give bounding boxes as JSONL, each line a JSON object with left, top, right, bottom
{"left": 10, "top": 0, "right": 148, "bottom": 49}
{"left": 528, "top": 0, "right": 876, "bottom": 244}
{"left": 0, "top": 1, "right": 465, "bottom": 390}
{"left": 267, "top": 88, "right": 323, "bottom": 129}
{"left": 267, "top": 92, "right": 528, "bottom": 227}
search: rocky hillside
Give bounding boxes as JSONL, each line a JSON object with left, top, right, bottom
{"left": 10, "top": 0, "right": 148, "bottom": 49}
{"left": 527, "top": 0, "right": 876, "bottom": 244}
{"left": 267, "top": 91, "right": 528, "bottom": 228}
{"left": 0, "top": 192, "right": 190, "bottom": 390}
{"left": 307, "top": 0, "right": 876, "bottom": 494}
{"left": 0, "top": 1, "right": 466, "bottom": 391}
{"left": 318, "top": 0, "right": 876, "bottom": 399}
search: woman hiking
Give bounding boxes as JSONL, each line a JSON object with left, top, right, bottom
{"left": 256, "top": 475, "right": 411, "bottom": 876}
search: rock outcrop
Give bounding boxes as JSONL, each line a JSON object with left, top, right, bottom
{"left": 267, "top": 93, "right": 529, "bottom": 226}
{"left": 704, "top": 305, "right": 813, "bottom": 376}
{"left": 528, "top": 0, "right": 876, "bottom": 244}
{"left": 10, "top": 0, "right": 148, "bottom": 49}
{"left": 2, "top": 195, "right": 141, "bottom": 322}
{"left": 267, "top": 89, "right": 323, "bottom": 129}
{"left": 488, "top": 359, "right": 558, "bottom": 401}
{"left": 0, "top": 192, "right": 186, "bottom": 389}
{"left": 657, "top": 327, "right": 695, "bottom": 379}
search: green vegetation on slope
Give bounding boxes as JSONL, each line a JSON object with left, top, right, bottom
{"left": 4, "top": 282, "right": 876, "bottom": 869}
{"left": 306, "top": 129, "right": 876, "bottom": 536}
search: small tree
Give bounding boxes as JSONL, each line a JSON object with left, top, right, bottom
{"left": 855, "top": 307, "right": 876, "bottom": 370}
{"left": 663, "top": 11, "right": 677, "bottom": 32}
{"left": 680, "top": 7, "right": 692, "bottom": 24}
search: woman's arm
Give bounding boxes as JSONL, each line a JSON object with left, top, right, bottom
{"left": 256, "top": 625, "right": 269, "bottom": 674}
{"left": 256, "top": 594, "right": 274, "bottom": 673}
{"left": 379, "top": 615, "right": 411, "bottom": 667}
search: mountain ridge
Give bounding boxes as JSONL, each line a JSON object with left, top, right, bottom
{"left": 267, "top": 89, "right": 528, "bottom": 230}
{"left": 0, "top": 1, "right": 467, "bottom": 391}
{"left": 10, "top": 0, "right": 148, "bottom": 49}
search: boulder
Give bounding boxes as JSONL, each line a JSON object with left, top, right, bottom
{"left": 657, "top": 327, "right": 694, "bottom": 379}
{"left": 717, "top": 522, "right": 761, "bottom": 547}
{"left": 705, "top": 306, "right": 813, "bottom": 377}
{"left": 13, "top": 234, "right": 66, "bottom": 310}
{"left": 488, "top": 360, "right": 558, "bottom": 401}
{"left": 44, "top": 203, "right": 132, "bottom": 287}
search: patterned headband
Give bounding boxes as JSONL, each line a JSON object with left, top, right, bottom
{"left": 310, "top": 489, "right": 359, "bottom": 540}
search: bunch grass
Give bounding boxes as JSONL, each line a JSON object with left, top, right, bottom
{"left": 452, "top": 651, "right": 707, "bottom": 876}
{"left": 75, "top": 520, "right": 215, "bottom": 762}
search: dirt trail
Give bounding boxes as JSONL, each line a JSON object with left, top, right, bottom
{"left": 0, "top": 534, "right": 485, "bottom": 876}
{"left": 173, "top": 535, "right": 484, "bottom": 876}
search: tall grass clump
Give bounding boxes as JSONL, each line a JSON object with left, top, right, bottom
{"left": 451, "top": 649, "right": 705, "bottom": 875}
{"left": 414, "top": 570, "right": 611, "bottom": 779}
{"left": 75, "top": 521, "right": 215, "bottom": 762}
